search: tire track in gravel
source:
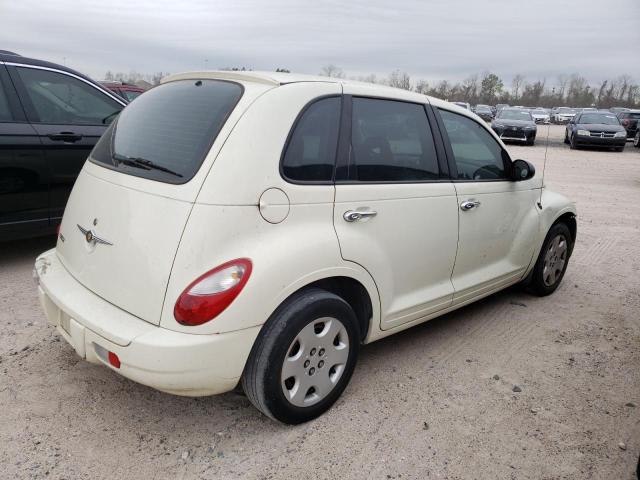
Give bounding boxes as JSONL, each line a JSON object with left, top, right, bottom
{"left": 572, "top": 236, "right": 616, "bottom": 266}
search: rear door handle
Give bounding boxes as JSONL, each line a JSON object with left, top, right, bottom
{"left": 460, "top": 200, "right": 481, "bottom": 211}
{"left": 47, "top": 132, "right": 83, "bottom": 143}
{"left": 343, "top": 209, "right": 377, "bottom": 222}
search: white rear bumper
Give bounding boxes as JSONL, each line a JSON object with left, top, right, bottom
{"left": 35, "top": 249, "right": 260, "bottom": 396}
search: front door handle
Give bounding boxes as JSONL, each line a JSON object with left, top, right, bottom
{"left": 47, "top": 132, "right": 83, "bottom": 143}
{"left": 343, "top": 210, "right": 377, "bottom": 222}
{"left": 460, "top": 200, "right": 481, "bottom": 211}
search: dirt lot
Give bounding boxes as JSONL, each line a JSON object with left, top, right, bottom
{"left": 1, "top": 125, "right": 639, "bottom": 479}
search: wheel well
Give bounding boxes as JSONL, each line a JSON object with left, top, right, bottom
{"left": 553, "top": 212, "right": 577, "bottom": 255}
{"left": 302, "top": 277, "right": 373, "bottom": 342}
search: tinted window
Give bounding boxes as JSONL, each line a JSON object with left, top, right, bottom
{"left": 16, "top": 67, "right": 122, "bottom": 125}
{"left": 498, "top": 109, "right": 533, "bottom": 121}
{"left": 439, "top": 109, "right": 507, "bottom": 180}
{"left": 349, "top": 98, "right": 439, "bottom": 182}
{"left": 282, "top": 97, "right": 340, "bottom": 182}
{"left": 91, "top": 79, "right": 242, "bottom": 184}
{"left": 0, "top": 80, "right": 12, "bottom": 122}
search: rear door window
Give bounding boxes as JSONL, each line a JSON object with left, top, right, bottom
{"left": 15, "top": 67, "right": 122, "bottom": 125}
{"left": 348, "top": 98, "right": 440, "bottom": 182}
{"left": 91, "top": 79, "right": 243, "bottom": 184}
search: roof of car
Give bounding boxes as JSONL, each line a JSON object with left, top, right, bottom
{"left": 162, "top": 70, "right": 465, "bottom": 113}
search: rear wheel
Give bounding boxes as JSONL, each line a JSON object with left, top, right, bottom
{"left": 241, "top": 288, "right": 360, "bottom": 424}
{"left": 564, "top": 130, "right": 569, "bottom": 144}
{"left": 528, "top": 223, "right": 573, "bottom": 296}
{"left": 633, "top": 132, "right": 639, "bottom": 148}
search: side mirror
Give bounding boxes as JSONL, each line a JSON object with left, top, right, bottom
{"left": 512, "top": 159, "right": 535, "bottom": 181}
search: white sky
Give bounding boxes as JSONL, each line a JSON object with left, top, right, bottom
{"left": 2, "top": 0, "right": 639, "bottom": 86}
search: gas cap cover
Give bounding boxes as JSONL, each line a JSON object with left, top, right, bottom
{"left": 258, "top": 188, "right": 290, "bottom": 224}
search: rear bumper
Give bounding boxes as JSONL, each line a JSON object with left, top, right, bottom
{"left": 34, "top": 249, "right": 260, "bottom": 396}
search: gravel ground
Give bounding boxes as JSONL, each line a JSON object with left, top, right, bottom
{"left": 1, "top": 125, "right": 639, "bottom": 479}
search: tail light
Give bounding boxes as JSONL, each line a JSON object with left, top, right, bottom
{"left": 174, "top": 258, "right": 252, "bottom": 326}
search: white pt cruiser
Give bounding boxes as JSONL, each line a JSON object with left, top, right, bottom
{"left": 34, "top": 72, "right": 576, "bottom": 424}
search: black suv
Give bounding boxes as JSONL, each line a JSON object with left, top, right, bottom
{"left": 0, "top": 51, "right": 126, "bottom": 241}
{"left": 616, "top": 110, "right": 640, "bottom": 140}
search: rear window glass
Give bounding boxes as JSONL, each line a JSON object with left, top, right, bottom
{"left": 90, "top": 79, "right": 242, "bottom": 184}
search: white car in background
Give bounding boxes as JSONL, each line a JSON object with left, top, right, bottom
{"left": 530, "top": 108, "right": 551, "bottom": 124}
{"left": 554, "top": 107, "right": 577, "bottom": 124}
{"left": 34, "top": 71, "right": 577, "bottom": 424}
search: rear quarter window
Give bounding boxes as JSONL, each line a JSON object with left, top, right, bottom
{"left": 91, "top": 79, "right": 243, "bottom": 184}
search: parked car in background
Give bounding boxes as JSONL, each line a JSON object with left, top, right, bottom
{"left": 491, "top": 108, "right": 537, "bottom": 145}
{"left": 100, "top": 81, "right": 146, "bottom": 102}
{"left": 33, "top": 70, "right": 576, "bottom": 424}
{"left": 616, "top": 110, "right": 640, "bottom": 140}
{"left": 0, "top": 51, "right": 126, "bottom": 241}
{"left": 495, "top": 103, "right": 509, "bottom": 115}
{"left": 553, "top": 107, "right": 577, "bottom": 124}
{"left": 453, "top": 101, "right": 471, "bottom": 110}
{"left": 564, "top": 111, "right": 626, "bottom": 151}
{"left": 473, "top": 104, "right": 493, "bottom": 121}
{"left": 530, "top": 108, "right": 550, "bottom": 124}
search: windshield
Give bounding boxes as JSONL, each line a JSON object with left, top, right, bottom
{"left": 498, "top": 110, "right": 532, "bottom": 121}
{"left": 579, "top": 113, "right": 620, "bottom": 125}
{"left": 476, "top": 105, "right": 491, "bottom": 112}
{"left": 90, "top": 79, "right": 243, "bottom": 184}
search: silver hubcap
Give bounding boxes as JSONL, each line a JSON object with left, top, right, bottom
{"left": 281, "top": 317, "right": 349, "bottom": 407}
{"left": 543, "top": 234, "right": 567, "bottom": 286}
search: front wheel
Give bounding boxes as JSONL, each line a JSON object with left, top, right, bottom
{"left": 569, "top": 134, "right": 578, "bottom": 149}
{"left": 634, "top": 132, "right": 640, "bottom": 148}
{"left": 564, "top": 131, "right": 569, "bottom": 144}
{"left": 528, "top": 223, "right": 573, "bottom": 296}
{"left": 241, "top": 288, "right": 360, "bottom": 424}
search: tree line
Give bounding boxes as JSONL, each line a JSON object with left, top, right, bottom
{"left": 320, "top": 65, "right": 639, "bottom": 109}
{"left": 103, "top": 65, "right": 640, "bottom": 108}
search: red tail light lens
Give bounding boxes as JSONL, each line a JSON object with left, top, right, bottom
{"left": 174, "top": 258, "right": 252, "bottom": 326}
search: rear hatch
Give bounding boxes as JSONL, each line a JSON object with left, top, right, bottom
{"left": 56, "top": 78, "right": 248, "bottom": 325}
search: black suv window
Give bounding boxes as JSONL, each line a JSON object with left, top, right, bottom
{"left": 91, "top": 79, "right": 243, "bottom": 184}
{"left": 0, "top": 80, "right": 12, "bottom": 122}
{"left": 439, "top": 109, "right": 508, "bottom": 180}
{"left": 349, "top": 98, "right": 439, "bottom": 182}
{"left": 282, "top": 97, "right": 341, "bottom": 182}
{"left": 16, "top": 67, "right": 122, "bottom": 125}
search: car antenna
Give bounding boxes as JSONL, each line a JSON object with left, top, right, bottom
{"left": 538, "top": 112, "right": 551, "bottom": 210}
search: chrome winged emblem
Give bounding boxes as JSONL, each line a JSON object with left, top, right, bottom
{"left": 77, "top": 224, "right": 113, "bottom": 246}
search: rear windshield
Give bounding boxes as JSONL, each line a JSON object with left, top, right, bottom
{"left": 90, "top": 79, "right": 243, "bottom": 184}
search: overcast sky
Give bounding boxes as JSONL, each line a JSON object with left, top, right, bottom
{"left": 2, "top": 0, "right": 639, "bottom": 87}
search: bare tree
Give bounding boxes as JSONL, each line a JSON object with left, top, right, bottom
{"left": 320, "top": 64, "right": 345, "bottom": 78}
{"left": 511, "top": 74, "right": 525, "bottom": 102}
{"left": 414, "top": 79, "right": 430, "bottom": 95}
{"left": 387, "top": 70, "right": 412, "bottom": 90}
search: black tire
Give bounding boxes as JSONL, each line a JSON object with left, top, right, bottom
{"left": 526, "top": 136, "right": 535, "bottom": 146}
{"left": 634, "top": 133, "right": 640, "bottom": 148}
{"left": 241, "top": 288, "right": 360, "bottom": 424}
{"left": 569, "top": 134, "right": 578, "bottom": 150}
{"left": 614, "top": 146, "right": 624, "bottom": 152}
{"left": 528, "top": 223, "right": 573, "bottom": 297}
{"left": 564, "top": 131, "right": 569, "bottom": 144}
